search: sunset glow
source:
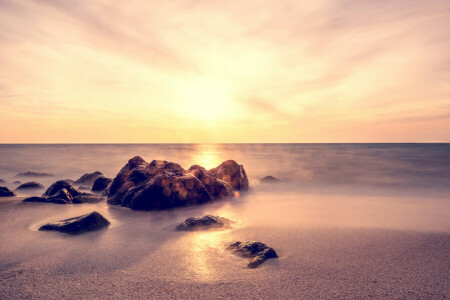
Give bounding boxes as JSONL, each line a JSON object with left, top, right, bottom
{"left": 0, "top": 0, "right": 449, "bottom": 142}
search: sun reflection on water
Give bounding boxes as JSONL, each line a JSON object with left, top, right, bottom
{"left": 189, "top": 144, "right": 224, "bottom": 169}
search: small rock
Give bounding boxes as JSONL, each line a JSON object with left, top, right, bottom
{"left": 0, "top": 179, "right": 5, "bottom": 184}
{"left": 15, "top": 182, "right": 45, "bottom": 191}
{"left": 39, "top": 211, "right": 110, "bottom": 235}
{"left": 74, "top": 171, "right": 104, "bottom": 186}
{"left": 43, "top": 180, "right": 79, "bottom": 197}
{"left": 260, "top": 176, "right": 280, "bottom": 183}
{"left": 91, "top": 176, "right": 112, "bottom": 192}
{"left": 13, "top": 181, "right": 21, "bottom": 185}
{"left": 176, "top": 215, "right": 232, "bottom": 231}
{"left": 23, "top": 196, "right": 48, "bottom": 203}
{"left": 226, "top": 241, "right": 278, "bottom": 268}
{"left": 46, "top": 188, "right": 74, "bottom": 204}
{"left": 0, "top": 186, "right": 16, "bottom": 197}
{"left": 15, "top": 171, "right": 54, "bottom": 177}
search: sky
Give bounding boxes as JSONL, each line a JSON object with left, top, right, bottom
{"left": 0, "top": 0, "right": 449, "bottom": 143}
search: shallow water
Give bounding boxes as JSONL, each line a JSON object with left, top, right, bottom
{"left": 0, "top": 144, "right": 449, "bottom": 298}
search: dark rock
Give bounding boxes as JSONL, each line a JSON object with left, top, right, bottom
{"left": 74, "top": 171, "right": 104, "bottom": 186}
{"left": 107, "top": 156, "right": 247, "bottom": 211}
{"left": 101, "top": 187, "right": 110, "bottom": 197}
{"left": 0, "top": 179, "right": 5, "bottom": 184}
{"left": 208, "top": 160, "right": 249, "bottom": 191}
{"left": 13, "top": 181, "right": 21, "bottom": 185}
{"left": 15, "top": 171, "right": 54, "bottom": 177}
{"left": 73, "top": 192, "right": 103, "bottom": 204}
{"left": 78, "top": 186, "right": 90, "bottom": 191}
{"left": 260, "top": 175, "right": 280, "bottom": 183}
{"left": 15, "top": 182, "right": 45, "bottom": 191}
{"left": 46, "top": 188, "right": 73, "bottom": 204}
{"left": 0, "top": 186, "right": 16, "bottom": 197}
{"left": 226, "top": 241, "right": 278, "bottom": 268}
{"left": 39, "top": 211, "right": 110, "bottom": 235}
{"left": 175, "top": 215, "right": 232, "bottom": 231}
{"left": 23, "top": 188, "right": 73, "bottom": 204}
{"left": 188, "top": 166, "right": 233, "bottom": 199}
{"left": 23, "top": 196, "right": 47, "bottom": 203}
{"left": 43, "top": 180, "right": 79, "bottom": 197}
{"left": 91, "top": 176, "right": 112, "bottom": 192}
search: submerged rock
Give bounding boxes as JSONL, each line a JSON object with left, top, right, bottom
{"left": 78, "top": 186, "right": 90, "bottom": 191}
{"left": 0, "top": 179, "right": 5, "bottom": 184}
{"left": 15, "top": 182, "right": 45, "bottom": 191}
{"left": 260, "top": 175, "right": 280, "bottom": 183}
{"left": 74, "top": 171, "right": 104, "bottom": 186}
{"left": 226, "top": 241, "right": 278, "bottom": 268}
{"left": 0, "top": 186, "right": 16, "bottom": 197}
{"left": 107, "top": 156, "right": 248, "bottom": 210}
{"left": 91, "top": 176, "right": 112, "bottom": 192}
{"left": 39, "top": 211, "right": 110, "bottom": 235}
{"left": 176, "top": 215, "right": 232, "bottom": 231}
{"left": 73, "top": 192, "right": 103, "bottom": 204}
{"left": 13, "top": 181, "right": 21, "bottom": 185}
{"left": 15, "top": 171, "right": 54, "bottom": 177}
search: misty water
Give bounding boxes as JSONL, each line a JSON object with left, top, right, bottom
{"left": 0, "top": 144, "right": 449, "bottom": 297}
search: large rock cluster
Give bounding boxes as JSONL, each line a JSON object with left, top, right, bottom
{"left": 107, "top": 156, "right": 248, "bottom": 210}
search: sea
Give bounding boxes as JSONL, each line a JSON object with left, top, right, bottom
{"left": 0, "top": 143, "right": 449, "bottom": 298}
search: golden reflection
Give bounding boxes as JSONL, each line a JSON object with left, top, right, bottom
{"left": 187, "top": 229, "right": 230, "bottom": 281}
{"left": 189, "top": 144, "right": 223, "bottom": 169}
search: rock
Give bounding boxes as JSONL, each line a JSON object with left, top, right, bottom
{"left": 107, "top": 156, "right": 246, "bottom": 211}
{"left": 175, "top": 215, "right": 232, "bottom": 231}
{"left": 15, "top": 171, "right": 54, "bottom": 177}
{"left": 46, "top": 188, "right": 74, "bottom": 204}
{"left": 13, "top": 181, "right": 21, "bottom": 185}
{"left": 43, "top": 180, "right": 79, "bottom": 197}
{"left": 23, "top": 196, "right": 48, "bottom": 203}
{"left": 72, "top": 192, "right": 103, "bottom": 204}
{"left": 187, "top": 166, "right": 233, "bottom": 199}
{"left": 74, "top": 171, "right": 104, "bottom": 186}
{"left": 0, "top": 187, "right": 16, "bottom": 197}
{"left": 39, "top": 211, "right": 110, "bottom": 235}
{"left": 78, "top": 186, "right": 90, "bottom": 191}
{"left": 260, "top": 175, "right": 280, "bottom": 183}
{"left": 64, "top": 179, "right": 75, "bottom": 184}
{"left": 23, "top": 180, "right": 103, "bottom": 204}
{"left": 0, "top": 179, "right": 5, "bottom": 184}
{"left": 23, "top": 188, "right": 74, "bottom": 204}
{"left": 226, "top": 241, "right": 278, "bottom": 268}
{"left": 91, "top": 176, "right": 112, "bottom": 192}
{"left": 208, "top": 160, "right": 249, "bottom": 191}
{"left": 15, "top": 182, "right": 45, "bottom": 191}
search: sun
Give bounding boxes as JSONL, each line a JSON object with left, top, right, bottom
{"left": 175, "top": 78, "right": 232, "bottom": 121}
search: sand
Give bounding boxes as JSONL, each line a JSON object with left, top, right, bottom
{"left": 0, "top": 190, "right": 449, "bottom": 299}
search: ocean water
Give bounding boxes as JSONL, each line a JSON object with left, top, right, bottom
{"left": 0, "top": 143, "right": 449, "bottom": 196}
{"left": 0, "top": 144, "right": 449, "bottom": 298}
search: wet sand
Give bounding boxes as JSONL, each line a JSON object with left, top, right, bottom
{"left": 1, "top": 189, "right": 449, "bottom": 299}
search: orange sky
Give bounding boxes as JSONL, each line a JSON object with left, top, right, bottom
{"left": 0, "top": 0, "right": 449, "bottom": 143}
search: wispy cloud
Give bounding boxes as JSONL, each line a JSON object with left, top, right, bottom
{"left": 0, "top": 0, "right": 449, "bottom": 142}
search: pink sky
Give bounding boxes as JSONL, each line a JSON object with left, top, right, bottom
{"left": 0, "top": 0, "right": 449, "bottom": 142}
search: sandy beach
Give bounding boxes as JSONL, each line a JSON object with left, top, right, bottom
{"left": 1, "top": 187, "right": 449, "bottom": 299}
